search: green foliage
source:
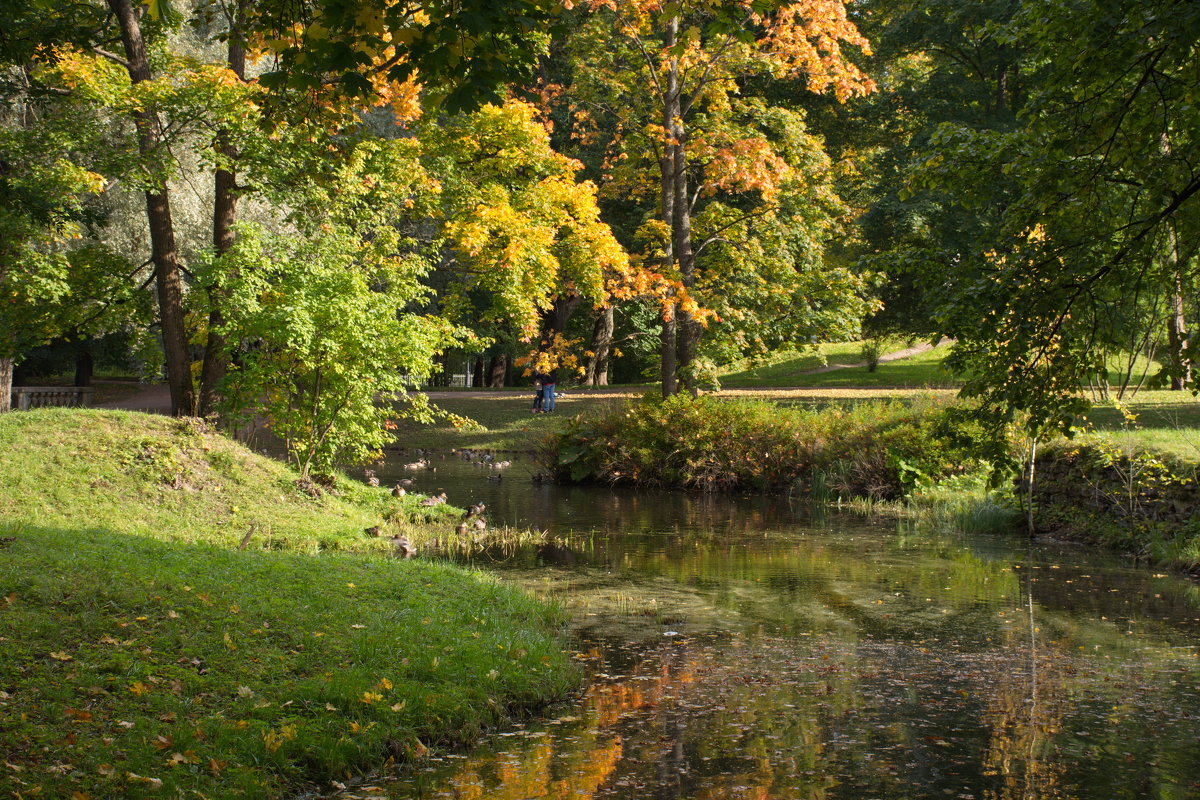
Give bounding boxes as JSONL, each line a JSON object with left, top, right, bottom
{"left": 207, "top": 221, "right": 457, "bottom": 478}
{"left": 0, "top": 89, "right": 134, "bottom": 361}
{"left": 546, "top": 393, "right": 985, "bottom": 498}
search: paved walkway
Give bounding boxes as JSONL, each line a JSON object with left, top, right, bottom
{"left": 94, "top": 340, "right": 953, "bottom": 412}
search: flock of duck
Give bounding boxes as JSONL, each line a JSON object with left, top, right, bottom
{"left": 360, "top": 448, "right": 518, "bottom": 557}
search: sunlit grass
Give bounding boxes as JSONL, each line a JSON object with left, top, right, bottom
{"left": 0, "top": 409, "right": 581, "bottom": 798}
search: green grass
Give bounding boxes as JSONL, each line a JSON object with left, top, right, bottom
{"left": 1081, "top": 391, "right": 1200, "bottom": 461}
{"left": 0, "top": 409, "right": 580, "bottom": 798}
{"left": 717, "top": 341, "right": 878, "bottom": 384}
{"left": 0, "top": 409, "right": 461, "bottom": 554}
{"left": 717, "top": 340, "right": 959, "bottom": 388}
{"left": 399, "top": 391, "right": 632, "bottom": 451}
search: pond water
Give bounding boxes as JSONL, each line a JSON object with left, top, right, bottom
{"left": 346, "top": 451, "right": 1200, "bottom": 800}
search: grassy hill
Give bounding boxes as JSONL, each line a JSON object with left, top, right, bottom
{"left": 0, "top": 409, "right": 579, "bottom": 799}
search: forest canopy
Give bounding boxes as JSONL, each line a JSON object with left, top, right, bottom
{"left": 2, "top": 0, "right": 1196, "bottom": 472}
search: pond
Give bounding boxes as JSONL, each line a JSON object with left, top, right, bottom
{"left": 344, "top": 450, "right": 1200, "bottom": 800}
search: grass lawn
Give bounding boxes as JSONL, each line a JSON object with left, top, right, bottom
{"left": 717, "top": 340, "right": 959, "bottom": 388}
{"left": 1082, "top": 390, "right": 1200, "bottom": 461}
{"left": 0, "top": 409, "right": 580, "bottom": 798}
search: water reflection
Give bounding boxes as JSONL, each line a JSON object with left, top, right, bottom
{"left": 337, "top": 453, "right": 1200, "bottom": 800}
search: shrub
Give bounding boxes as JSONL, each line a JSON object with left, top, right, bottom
{"left": 545, "top": 393, "right": 984, "bottom": 499}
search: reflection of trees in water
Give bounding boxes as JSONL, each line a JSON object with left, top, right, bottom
{"left": 374, "top": 451, "right": 1200, "bottom": 799}
{"left": 981, "top": 569, "right": 1069, "bottom": 800}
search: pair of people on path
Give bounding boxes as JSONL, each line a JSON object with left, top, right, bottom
{"left": 531, "top": 369, "right": 556, "bottom": 413}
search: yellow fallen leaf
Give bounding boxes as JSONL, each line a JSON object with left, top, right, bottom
{"left": 128, "top": 682, "right": 149, "bottom": 696}
{"left": 48, "top": 651, "right": 72, "bottom": 662}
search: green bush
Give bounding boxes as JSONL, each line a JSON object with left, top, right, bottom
{"left": 546, "top": 393, "right": 984, "bottom": 499}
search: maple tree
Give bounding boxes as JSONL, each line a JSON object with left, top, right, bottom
{"left": 560, "top": 0, "right": 877, "bottom": 394}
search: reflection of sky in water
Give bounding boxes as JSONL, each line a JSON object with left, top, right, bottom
{"left": 337, "top": 452, "right": 1200, "bottom": 800}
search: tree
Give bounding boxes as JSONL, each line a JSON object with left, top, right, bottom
{"left": 422, "top": 100, "right": 631, "bottom": 343}
{"left": 562, "top": 0, "right": 877, "bottom": 394}
{"left": 909, "top": 0, "right": 1200, "bottom": 437}
{"left": 206, "top": 138, "right": 456, "bottom": 477}
{"left": 5, "top": 0, "right": 571, "bottom": 416}
{"left": 0, "top": 58, "right": 132, "bottom": 412}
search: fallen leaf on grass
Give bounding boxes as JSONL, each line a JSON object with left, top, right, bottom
{"left": 126, "top": 772, "right": 163, "bottom": 788}
{"left": 48, "top": 651, "right": 72, "bottom": 662}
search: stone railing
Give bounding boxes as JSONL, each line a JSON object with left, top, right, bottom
{"left": 10, "top": 386, "right": 94, "bottom": 411}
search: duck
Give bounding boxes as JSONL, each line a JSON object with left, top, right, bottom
{"left": 392, "top": 485, "right": 406, "bottom": 498}
{"left": 461, "top": 502, "right": 486, "bottom": 520}
{"left": 404, "top": 459, "right": 428, "bottom": 471}
{"left": 390, "top": 534, "right": 417, "bottom": 557}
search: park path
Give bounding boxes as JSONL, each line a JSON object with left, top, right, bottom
{"left": 93, "top": 339, "right": 952, "bottom": 411}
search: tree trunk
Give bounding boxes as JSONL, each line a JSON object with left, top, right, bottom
{"left": 585, "top": 305, "right": 614, "bottom": 386}
{"left": 669, "top": 85, "right": 697, "bottom": 394}
{"left": 1167, "top": 286, "right": 1189, "bottom": 390}
{"left": 109, "top": 0, "right": 194, "bottom": 416}
{"left": 1164, "top": 224, "right": 1190, "bottom": 390}
{"left": 472, "top": 356, "right": 485, "bottom": 388}
{"left": 74, "top": 341, "right": 93, "bottom": 387}
{"left": 542, "top": 295, "right": 582, "bottom": 340}
{"left": 658, "top": 17, "right": 680, "bottom": 398}
{"left": 199, "top": 5, "right": 246, "bottom": 417}
{"left": 0, "top": 357, "right": 11, "bottom": 413}
{"left": 488, "top": 353, "right": 508, "bottom": 388}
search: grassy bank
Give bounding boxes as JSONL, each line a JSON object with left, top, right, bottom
{"left": 1031, "top": 435, "right": 1200, "bottom": 571}
{"left": 0, "top": 409, "right": 580, "bottom": 798}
